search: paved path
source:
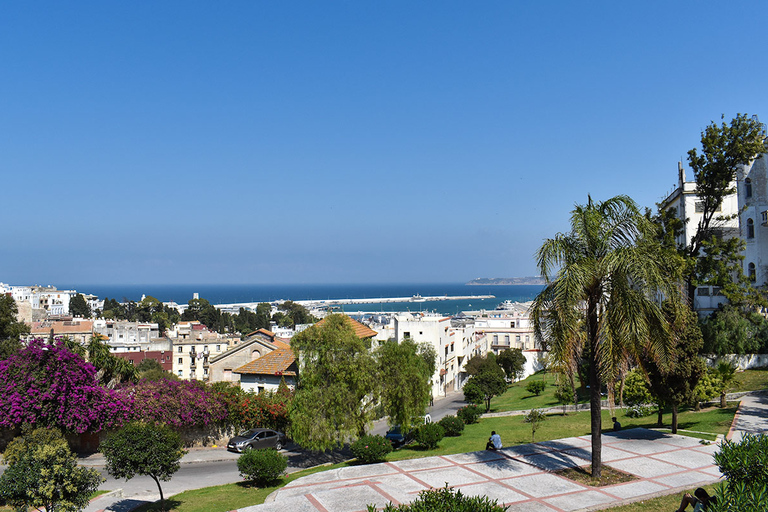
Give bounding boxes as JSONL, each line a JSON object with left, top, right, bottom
{"left": 726, "top": 390, "right": 768, "bottom": 442}
{"left": 235, "top": 428, "right": 723, "bottom": 512}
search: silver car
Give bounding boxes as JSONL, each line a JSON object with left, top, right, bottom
{"left": 227, "top": 428, "right": 287, "bottom": 453}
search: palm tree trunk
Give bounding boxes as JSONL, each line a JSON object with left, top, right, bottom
{"left": 587, "top": 296, "right": 602, "bottom": 479}
{"left": 657, "top": 405, "right": 663, "bottom": 427}
{"left": 720, "top": 391, "right": 726, "bottom": 408}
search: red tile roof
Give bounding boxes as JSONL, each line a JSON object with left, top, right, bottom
{"left": 234, "top": 348, "right": 296, "bottom": 376}
{"left": 315, "top": 315, "right": 378, "bottom": 339}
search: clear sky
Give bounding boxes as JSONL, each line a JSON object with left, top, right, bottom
{"left": 3, "top": 1, "right": 768, "bottom": 285}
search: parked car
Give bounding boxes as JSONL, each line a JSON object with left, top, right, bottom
{"left": 385, "top": 414, "right": 432, "bottom": 447}
{"left": 227, "top": 428, "right": 287, "bottom": 453}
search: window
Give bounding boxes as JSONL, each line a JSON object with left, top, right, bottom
{"left": 178, "top": 346, "right": 182, "bottom": 353}
{"left": 504, "top": 335, "right": 510, "bottom": 343}
{"left": 493, "top": 335, "right": 498, "bottom": 343}
{"left": 695, "top": 201, "right": 705, "bottom": 213}
{"left": 748, "top": 218, "right": 755, "bottom": 238}
{"left": 746, "top": 178, "right": 753, "bottom": 198}
{"left": 178, "top": 370, "right": 183, "bottom": 376}
{"left": 516, "top": 335, "right": 521, "bottom": 342}
{"left": 216, "top": 345, "right": 221, "bottom": 351}
{"left": 697, "top": 287, "right": 710, "bottom": 297}
{"left": 749, "top": 263, "right": 756, "bottom": 282}
{"left": 178, "top": 358, "right": 182, "bottom": 364}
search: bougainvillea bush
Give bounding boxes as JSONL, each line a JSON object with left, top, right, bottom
{"left": 122, "top": 378, "right": 228, "bottom": 429}
{"left": 214, "top": 380, "right": 293, "bottom": 434}
{"left": 0, "top": 338, "right": 131, "bottom": 433}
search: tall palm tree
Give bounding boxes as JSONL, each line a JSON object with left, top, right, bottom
{"left": 531, "top": 195, "right": 678, "bottom": 478}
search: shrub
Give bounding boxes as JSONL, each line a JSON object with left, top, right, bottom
{"left": 0, "top": 338, "right": 131, "bottom": 433}
{"left": 351, "top": 435, "right": 392, "bottom": 464}
{"left": 123, "top": 379, "right": 228, "bottom": 429}
{"left": 710, "top": 481, "right": 768, "bottom": 512}
{"left": 368, "top": 484, "right": 507, "bottom": 511}
{"left": 0, "top": 427, "right": 102, "bottom": 512}
{"left": 412, "top": 423, "right": 445, "bottom": 449}
{"left": 625, "top": 405, "right": 653, "bottom": 418}
{"left": 237, "top": 447, "right": 288, "bottom": 486}
{"left": 714, "top": 433, "right": 768, "bottom": 487}
{"left": 623, "top": 369, "right": 653, "bottom": 406}
{"left": 438, "top": 415, "right": 465, "bottom": 437}
{"left": 456, "top": 405, "right": 482, "bottom": 425}
{"left": 525, "top": 380, "right": 546, "bottom": 396}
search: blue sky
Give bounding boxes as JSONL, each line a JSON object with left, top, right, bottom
{"left": 3, "top": 2, "right": 768, "bottom": 285}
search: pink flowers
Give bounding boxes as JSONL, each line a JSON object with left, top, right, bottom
{"left": 0, "top": 338, "right": 131, "bottom": 433}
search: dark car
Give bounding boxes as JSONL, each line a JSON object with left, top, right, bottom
{"left": 385, "top": 414, "right": 432, "bottom": 447}
{"left": 227, "top": 428, "right": 287, "bottom": 453}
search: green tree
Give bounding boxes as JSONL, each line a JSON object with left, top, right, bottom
{"left": 289, "top": 314, "right": 378, "bottom": 450}
{"left": 642, "top": 302, "right": 706, "bottom": 433}
{"left": 683, "top": 114, "right": 767, "bottom": 305}
{"left": 86, "top": 335, "right": 139, "bottom": 388}
{"left": 100, "top": 422, "right": 187, "bottom": 510}
{"left": 496, "top": 348, "right": 526, "bottom": 381}
{"left": 136, "top": 358, "right": 164, "bottom": 373}
{"left": 376, "top": 339, "right": 435, "bottom": 433}
{"left": 68, "top": 293, "right": 90, "bottom": 318}
{"left": 531, "top": 195, "right": 678, "bottom": 478}
{"left": 714, "top": 360, "right": 738, "bottom": 408}
{"left": 700, "top": 305, "right": 768, "bottom": 354}
{"left": 463, "top": 368, "right": 507, "bottom": 413}
{"left": 255, "top": 302, "right": 272, "bottom": 330}
{"left": 0, "top": 427, "right": 102, "bottom": 512}
{"left": 464, "top": 352, "right": 500, "bottom": 377}
{"left": 0, "top": 294, "right": 29, "bottom": 343}
{"left": 554, "top": 383, "right": 575, "bottom": 415}
{"left": 524, "top": 408, "right": 546, "bottom": 443}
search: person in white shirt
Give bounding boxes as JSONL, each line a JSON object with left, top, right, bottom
{"left": 485, "top": 431, "right": 502, "bottom": 450}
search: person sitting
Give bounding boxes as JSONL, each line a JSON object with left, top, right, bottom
{"left": 612, "top": 416, "right": 622, "bottom": 431}
{"left": 676, "top": 487, "right": 716, "bottom": 512}
{"left": 485, "top": 431, "right": 502, "bottom": 450}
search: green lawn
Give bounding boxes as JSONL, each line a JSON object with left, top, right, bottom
{"left": 490, "top": 366, "right": 768, "bottom": 414}
{"left": 733, "top": 367, "right": 768, "bottom": 392}
{"left": 489, "top": 371, "right": 586, "bottom": 413}
{"left": 386, "top": 403, "right": 736, "bottom": 461}
{"left": 605, "top": 483, "right": 719, "bottom": 511}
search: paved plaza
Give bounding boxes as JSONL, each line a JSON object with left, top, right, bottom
{"left": 237, "top": 428, "right": 724, "bottom": 512}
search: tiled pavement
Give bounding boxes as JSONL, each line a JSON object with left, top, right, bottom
{"left": 237, "top": 428, "right": 723, "bottom": 512}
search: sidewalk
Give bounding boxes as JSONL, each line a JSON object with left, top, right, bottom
{"left": 77, "top": 445, "right": 241, "bottom": 467}
{"left": 235, "top": 428, "right": 723, "bottom": 512}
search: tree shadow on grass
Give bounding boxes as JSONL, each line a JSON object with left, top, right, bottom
{"left": 130, "top": 498, "right": 183, "bottom": 512}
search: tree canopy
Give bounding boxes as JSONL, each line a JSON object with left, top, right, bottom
{"left": 531, "top": 194, "right": 679, "bottom": 478}
{"left": 100, "top": 421, "right": 187, "bottom": 507}
{"left": 0, "top": 426, "right": 102, "bottom": 512}
{"left": 641, "top": 302, "right": 706, "bottom": 433}
{"left": 289, "top": 314, "right": 378, "bottom": 450}
{"left": 376, "top": 339, "right": 435, "bottom": 432}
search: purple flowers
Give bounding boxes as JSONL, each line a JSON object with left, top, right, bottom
{"left": 0, "top": 338, "right": 131, "bottom": 433}
{"left": 121, "top": 379, "right": 227, "bottom": 428}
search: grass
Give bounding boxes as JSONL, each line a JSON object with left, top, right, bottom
{"left": 385, "top": 403, "right": 736, "bottom": 462}
{"left": 733, "top": 367, "right": 768, "bottom": 392}
{"left": 130, "top": 462, "right": 347, "bottom": 512}
{"left": 491, "top": 366, "right": 768, "bottom": 415}
{"left": 605, "top": 483, "right": 719, "bottom": 511}
{"left": 489, "top": 371, "right": 587, "bottom": 413}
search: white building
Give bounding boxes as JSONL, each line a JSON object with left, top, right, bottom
{"left": 393, "top": 312, "right": 455, "bottom": 398}
{"left": 660, "top": 162, "right": 741, "bottom": 314}
{"left": 93, "top": 319, "right": 163, "bottom": 352}
{"left": 737, "top": 153, "right": 768, "bottom": 287}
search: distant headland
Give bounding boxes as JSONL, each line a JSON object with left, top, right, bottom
{"left": 466, "top": 277, "right": 546, "bottom": 286}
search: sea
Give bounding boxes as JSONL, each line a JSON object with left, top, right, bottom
{"left": 56, "top": 283, "right": 545, "bottom": 316}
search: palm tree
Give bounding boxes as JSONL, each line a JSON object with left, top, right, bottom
{"left": 531, "top": 195, "right": 678, "bottom": 478}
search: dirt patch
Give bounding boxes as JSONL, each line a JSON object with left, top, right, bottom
{"left": 554, "top": 465, "right": 637, "bottom": 487}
